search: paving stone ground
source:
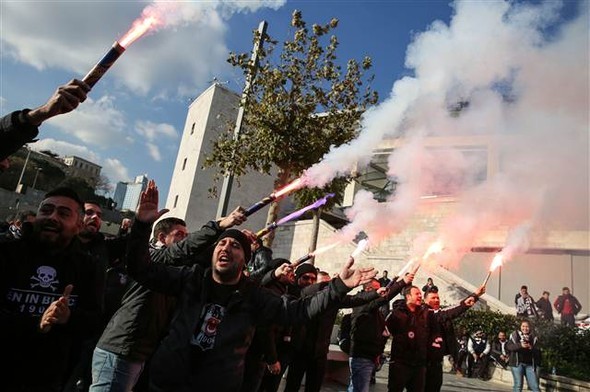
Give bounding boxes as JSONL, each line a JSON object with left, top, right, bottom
{"left": 279, "top": 363, "right": 514, "bottom": 392}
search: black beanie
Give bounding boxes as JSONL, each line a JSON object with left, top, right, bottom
{"left": 216, "top": 229, "right": 252, "bottom": 262}
{"left": 269, "top": 258, "right": 290, "bottom": 270}
{"left": 295, "top": 262, "right": 317, "bottom": 281}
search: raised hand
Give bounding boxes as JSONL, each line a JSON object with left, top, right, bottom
{"left": 377, "top": 287, "right": 389, "bottom": 298}
{"left": 339, "top": 257, "right": 376, "bottom": 289}
{"left": 464, "top": 297, "right": 476, "bottom": 307}
{"left": 28, "top": 79, "right": 90, "bottom": 125}
{"left": 136, "top": 179, "right": 169, "bottom": 224}
{"left": 403, "top": 272, "right": 415, "bottom": 285}
{"left": 475, "top": 284, "right": 486, "bottom": 297}
{"left": 40, "top": 284, "right": 73, "bottom": 333}
{"left": 218, "top": 206, "right": 247, "bottom": 229}
{"left": 274, "top": 262, "right": 293, "bottom": 279}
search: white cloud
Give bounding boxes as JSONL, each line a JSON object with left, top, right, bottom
{"left": 135, "top": 120, "right": 178, "bottom": 141}
{"left": 102, "top": 158, "right": 131, "bottom": 183}
{"left": 45, "top": 95, "right": 128, "bottom": 147}
{"left": 135, "top": 121, "right": 177, "bottom": 162}
{"left": 0, "top": 1, "right": 286, "bottom": 97}
{"left": 146, "top": 142, "right": 162, "bottom": 161}
{"left": 30, "top": 138, "right": 130, "bottom": 184}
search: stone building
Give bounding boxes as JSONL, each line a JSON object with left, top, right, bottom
{"left": 164, "top": 82, "right": 274, "bottom": 232}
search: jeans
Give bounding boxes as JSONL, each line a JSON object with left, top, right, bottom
{"left": 90, "top": 347, "right": 145, "bottom": 392}
{"left": 511, "top": 364, "right": 540, "bottom": 392}
{"left": 348, "top": 357, "right": 376, "bottom": 392}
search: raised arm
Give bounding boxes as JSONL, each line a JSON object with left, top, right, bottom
{"left": 257, "top": 257, "right": 376, "bottom": 326}
{"left": 1, "top": 79, "right": 90, "bottom": 160}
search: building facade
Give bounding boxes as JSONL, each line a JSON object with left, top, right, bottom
{"left": 62, "top": 155, "right": 102, "bottom": 185}
{"left": 164, "top": 83, "right": 274, "bottom": 232}
{"left": 113, "top": 174, "right": 148, "bottom": 211}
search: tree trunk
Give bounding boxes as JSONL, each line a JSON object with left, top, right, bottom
{"left": 263, "top": 169, "right": 290, "bottom": 248}
{"left": 308, "top": 208, "right": 322, "bottom": 265}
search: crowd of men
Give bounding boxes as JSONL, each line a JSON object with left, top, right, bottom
{"left": 0, "top": 79, "right": 582, "bottom": 392}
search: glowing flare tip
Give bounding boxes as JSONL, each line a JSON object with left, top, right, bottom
{"left": 272, "top": 177, "right": 306, "bottom": 198}
{"left": 489, "top": 253, "right": 503, "bottom": 272}
{"left": 351, "top": 238, "right": 369, "bottom": 258}
{"left": 119, "top": 16, "right": 160, "bottom": 48}
{"left": 423, "top": 240, "right": 444, "bottom": 260}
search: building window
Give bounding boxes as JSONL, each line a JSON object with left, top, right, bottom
{"left": 174, "top": 195, "right": 179, "bottom": 208}
{"left": 190, "top": 122, "right": 195, "bottom": 135}
{"left": 182, "top": 158, "right": 187, "bottom": 170}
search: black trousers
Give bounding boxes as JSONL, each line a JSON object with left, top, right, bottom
{"left": 284, "top": 351, "right": 327, "bottom": 392}
{"left": 388, "top": 360, "right": 426, "bottom": 392}
{"left": 467, "top": 354, "right": 489, "bottom": 379}
{"left": 561, "top": 313, "right": 575, "bottom": 327}
{"left": 259, "top": 343, "right": 293, "bottom": 392}
{"left": 424, "top": 361, "right": 443, "bottom": 392}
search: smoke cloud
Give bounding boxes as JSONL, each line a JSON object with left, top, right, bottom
{"left": 306, "top": 1, "right": 589, "bottom": 262}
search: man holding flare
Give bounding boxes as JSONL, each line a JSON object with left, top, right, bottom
{"left": 125, "top": 180, "right": 377, "bottom": 391}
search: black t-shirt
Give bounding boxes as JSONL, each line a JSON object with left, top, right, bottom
{"left": 191, "top": 281, "right": 238, "bottom": 352}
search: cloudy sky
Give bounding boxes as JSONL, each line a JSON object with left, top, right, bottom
{"left": 0, "top": 0, "right": 464, "bottom": 195}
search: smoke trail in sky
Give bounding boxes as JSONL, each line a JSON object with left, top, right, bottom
{"left": 307, "top": 0, "right": 588, "bottom": 256}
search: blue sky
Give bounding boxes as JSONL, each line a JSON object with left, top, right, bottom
{"left": 0, "top": 0, "right": 584, "bottom": 206}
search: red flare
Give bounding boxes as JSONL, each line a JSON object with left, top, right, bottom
{"left": 272, "top": 177, "right": 306, "bottom": 198}
{"left": 119, "top": 15, "right": 161, "bottom": 48}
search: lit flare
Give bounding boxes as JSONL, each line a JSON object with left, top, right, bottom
{"left": 351, "top": 238, "right": 369, "bottom": 259}
{"left": 245, "top": 177, "right": 307, "bottom": 216}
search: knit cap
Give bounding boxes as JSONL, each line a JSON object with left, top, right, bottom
{"left": 295, "top": 262, "right": 317, "bottom": 281}
{"left": 216, "top": 229, "right": 252, "bottom": 262}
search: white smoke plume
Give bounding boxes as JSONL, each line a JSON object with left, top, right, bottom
{"left": 311, "top": 0, "right": 589, "bottom": 259}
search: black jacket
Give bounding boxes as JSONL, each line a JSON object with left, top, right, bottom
{"left": 296, "top": 281, "right": 381, "bottom": 359}
{"left": 535, "top": 297, "right": 554, "bottom": 320}
{"left": 0, "top": 110, "right": 40, "bottom": 160}
{"left": 97, "top": 220, "right": 224, "bottom": 361}
{"left": 248, "top": 245, "right": 273, "bottom": 281}
{"left": 349, "top": 279, "right": 407, "bottom": 360}
{"left": 0, "top": 235, "right": 102, "bottom": 391}
{"left": 79, "top": 233, "right": 128, "bottom": 323}
{"left": 554, "top": 294, "right": 582, "bottom": 315}
{"left": 387, "top": 301, "right": 469, "bottom": 366}
{"left": 126, "top": 219, "right": 351, "bottom": 392}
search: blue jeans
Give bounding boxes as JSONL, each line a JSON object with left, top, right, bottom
{"left": 511, "top": 364, "right": 540, "bottom": 392}
{"left": 90, "top": 347, "right": 144, "bottom": 392}
{"left": 348, "top": 357, "right": 375, "bottom": 392}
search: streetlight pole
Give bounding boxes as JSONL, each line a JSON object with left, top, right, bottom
{"left": 32, "top": 168, "right": 42, "bottom": 189}
{"left": 216, "top": 20, "right": 268, "bottom": 219}
{"left": 15, "top": 147, "right": 31, "bottom": 193}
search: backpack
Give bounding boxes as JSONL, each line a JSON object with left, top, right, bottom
{"left": 338, "top": 313, "right": 352, "bottom": 354}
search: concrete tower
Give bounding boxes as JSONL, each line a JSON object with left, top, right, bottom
{"left": 165, "top": 83, "right": 274, "bottom": 232}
